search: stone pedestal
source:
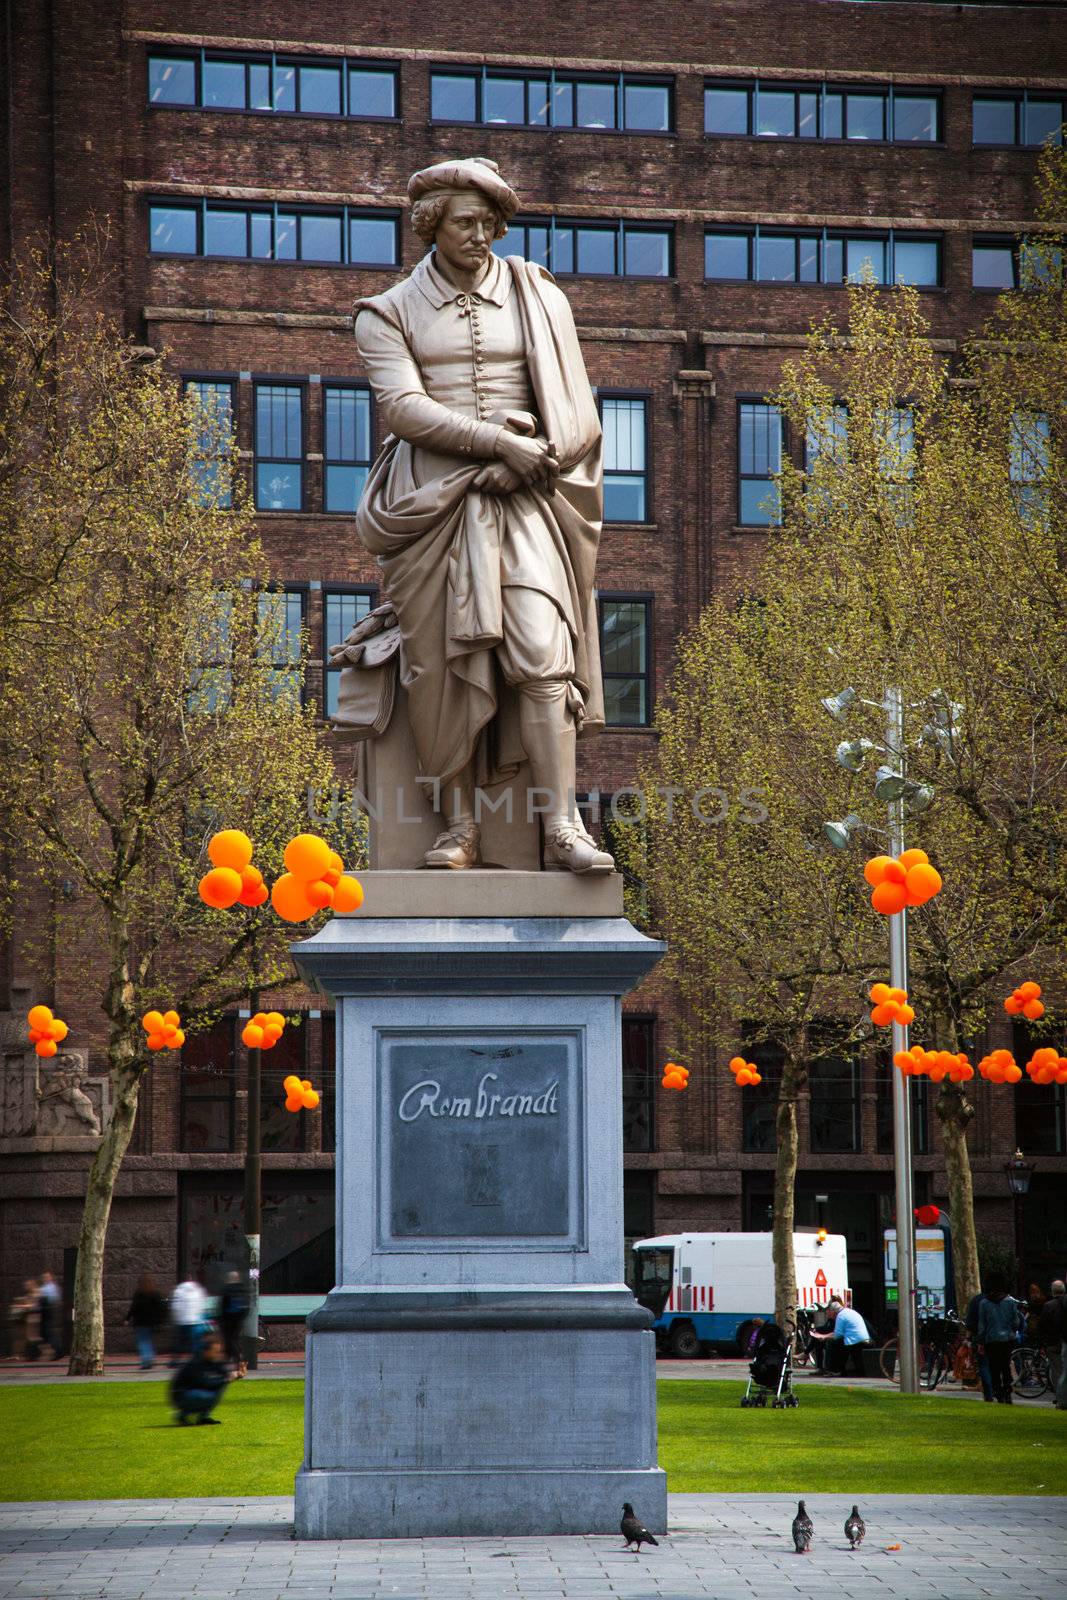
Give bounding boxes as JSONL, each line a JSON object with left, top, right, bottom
{"left": 291, "top": 874, "right": 667, "bottom": 1539}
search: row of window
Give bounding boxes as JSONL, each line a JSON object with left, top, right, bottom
{"left": 146, "top": 51, "right": 1065, "bottom": 149}
{"left": 152, "top": 201, "right": 1050, "bottom": 289}
{"left": 187, "top": 377, "right": 649, "bottom": 524}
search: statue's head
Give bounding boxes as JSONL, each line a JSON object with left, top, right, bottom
{"left": 408, "top": 157, "right": 518, "bottom": 273}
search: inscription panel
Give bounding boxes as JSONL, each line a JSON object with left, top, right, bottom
{"left": 377, "top": 1032, "right": 583, "bottom": 1246}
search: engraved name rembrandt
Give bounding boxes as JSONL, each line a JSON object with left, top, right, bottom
{"left": 397, "top": 1070, "right": 559, "bottom": 1123}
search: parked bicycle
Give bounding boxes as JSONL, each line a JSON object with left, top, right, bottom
{"left": 880, "top": 1310, "right": 973, "bottom": 1389}
{"left": 1010, "top": 1344, "right": 1051, "bottom": 1399}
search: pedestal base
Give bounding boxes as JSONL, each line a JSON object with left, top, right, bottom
{"left": 293, "top": 1300, "right": 666, "bottom": 1538}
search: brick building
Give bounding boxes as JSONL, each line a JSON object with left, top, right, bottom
{"left": 2, "top": 0, "right": 1066, "bottom": 1344}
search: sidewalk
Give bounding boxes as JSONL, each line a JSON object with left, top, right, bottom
{"left": 1, "top": 1494, "right": 1063, "bottom": 1599}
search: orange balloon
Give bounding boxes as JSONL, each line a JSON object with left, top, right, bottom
{"left": 331, "top": 876, "right": 364, "bottom": 914}
{"left": 899, "top": 848, "right": 929, "bottom": 870}
{"left": 163, "top": 1010, "right": 179, "bottom": 1027}
{"left": 869, "top": 982, "right": 891, "bottom": 1004}
{"left": 872, "top": 881, "right": 908, "bottom": 916}
{"left": 171, "top": 1029, "right": 185, "bottom": 1048}
{"left": 263, "top": 1023, "right": 283, "bottom": 1045}
{"left": 27, "top": 1004, "right": 53, "bottom": 1031}
{"left": 883, "top": 860, "right": 907, "bottom": 885}
{"left": 301, "top": 1080, "right": 312, "bottom": 1092}
{"left": 28, "top": 1029, "right": 42, "bottom": 1044}
{"left": 322, "top": 868, "right": 341, "bottom": 888}
{"left": 242, "top": 1023, "right": 265, "bottom": 1050}
{"left": 146, "top": 1033, "right": 166, "bottom": 1051}
{"left": 283, "top": 1074, "right": 302, "bottom": 1093}
{"left": 266, "top": 1012, "right": 285, "bottom": 1028}
{"left": 1005, "top": 1064, "right": 1023, "bottom": 1083}
{"left": 870, "top": 1003, "right": 895, "bottom": 1027}
{"left": 240, "top": 865, "right": 263, "bottom": 889}
{"left": 864, "top": 856, "right": 894, "bottom": 887}
{"left": 897, "top": 1004, "right": 915, "bottom": 1026}
{"left": 301, "top": 1089, "right": 320, "bottom": 1110}
{"left": 47, "top": 1019, "right": 69, "bottom": 1042}
{"left": 1004, "top": 994, "right": 1023, "bottom": 1014}
{"left": 239, "top": 881, "right": 269, "bottom": 907}
{"left": 35, "top": 1039, "right": 58, "bottom": 1058}
{"left": 327, "top": 851, "right": 344, "bottom": 874}
{"left": 285, "top": 1094, "right": 304, "bottom": 1113}
{"left": 284, "top": 833, "right": 333, "bottom": 883}
{"left": 271, "top": 873, "right": 317, "bottom": 923}
{"left": 199, "top": 866, "right": 242, "bottom": 909}
{"left": 750, "top": 1071, "right": 762, "bottom": 1085}
{"left": 1018, "top": 981, "right": 1041, "bottom": 1001}
{"left": 208, "top": 830, "right": 254, "bottom": 872}
{"left": 142, "top": 1010, "right": 164, "bottom": 1033}
{"left": 728, "top": 1056, "right": 747, "bottom": 1073}
{"left": 306, "top": 879, "right": 335, "bottom": 910}
{"left": 905, "top": 863, "right": 942, "bottom": 904}
{"left": 1022, "top": 999, "right": 1045, "bottom": 1021}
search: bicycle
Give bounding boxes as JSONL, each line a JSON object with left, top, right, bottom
{"left": 1010, "top": 1344, "right": 1051, "bottom": 1399}
{"left": 880, "top": 1311, "right": 969, "bottom": 1388}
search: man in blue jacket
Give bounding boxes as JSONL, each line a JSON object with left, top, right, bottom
{"left": 812, "top": 1299, "right": 872, "bottom": 1377}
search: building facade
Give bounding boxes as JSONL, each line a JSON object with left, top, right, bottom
{"left": 2, "top": 0, "right": 1066, "bottom": 1343}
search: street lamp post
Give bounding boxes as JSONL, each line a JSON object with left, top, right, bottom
{"left": 1004, "top": 1148, "right": 1035, "bottom": 1299}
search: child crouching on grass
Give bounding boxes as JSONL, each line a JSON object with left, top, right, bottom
{"left": 170, "top": 1333, "right": 230, "bottom": 1425}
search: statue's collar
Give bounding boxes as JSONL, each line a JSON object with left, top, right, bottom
{"left": 416, "top": 251, "right": 512, "bottom": 309}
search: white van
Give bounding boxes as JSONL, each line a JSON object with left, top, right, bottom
{"left": 633, "top": 1230, "right": 851, "bottom": 1357}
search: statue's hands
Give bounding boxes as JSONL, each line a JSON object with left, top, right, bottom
{"left": 473, "top": 460, "right": 523, "bottom": 495}
{"left": 495, "top": 429, "right": 559, "bottom": 493}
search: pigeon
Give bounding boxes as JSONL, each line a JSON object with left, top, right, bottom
{"left": 791, "top": 1500, "right": 814, "bottom": 1554}
{"left": 620, "top": 1502, "right": 658, "bottom": 1552}
{"left": 845, "top": 1504, "right": 866, "bottom": 1550}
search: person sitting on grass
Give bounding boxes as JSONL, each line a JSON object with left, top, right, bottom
{"left": 810, "top": 1298, "right": 872, "bottom": 1377}
{"left": 170, "top": 1333, "right": 230, "bottom": 1426}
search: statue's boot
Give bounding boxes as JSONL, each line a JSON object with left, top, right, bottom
{"left": 519, "top": 685, "right": 615, "bottom": 874}
{"left": 424, "top": 777, "right": 482, "bottom": 869}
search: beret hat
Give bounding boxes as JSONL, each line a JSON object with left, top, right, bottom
{"left": 407, "top": 156, "right": 519, "bottom": 220}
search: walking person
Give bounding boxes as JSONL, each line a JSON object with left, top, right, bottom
{"left": 965, "top": 1285, "right": 994, "bottom": 1402}
{"left": 170, "top": 1333, "right": 230, "bottom": 1425}
{"left": 1036, "top": 1278, "right": 1066, "bottom": 1410}
{"left": 217, "top": 1271, "right": 248, "bottom": 1377}
{"left": 976, "top": 1272, "right": 1024, "bottom": 1404}
{"left": 8, "top": 1280, "right": 39, "bottom": 1361}
{"left": 37, "top": 1272, "right": 62, "bottom": 1360}
{"left": 169, "top": 1273, "right": 207, "bottom": 1366}
{"left": 125, "top": 1275, "right": 169, "bottom": 1370}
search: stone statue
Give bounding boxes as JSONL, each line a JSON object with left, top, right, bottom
{"left": 36, "top": 1057, "right": 101, "bottom": 1137}
{"left": 350, "top": 157, "right": 613, "bottom": 875}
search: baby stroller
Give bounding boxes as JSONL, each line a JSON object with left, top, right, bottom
{"left": 740, "top": 1320, "right": 798, "bottom": 1408}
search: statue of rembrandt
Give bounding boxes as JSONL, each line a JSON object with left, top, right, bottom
{"left": 352, "top": 157, "right": 614, "bottom": 875}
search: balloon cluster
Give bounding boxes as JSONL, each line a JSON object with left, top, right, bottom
{"left": 241, "top": 1011, "right": 286, "bottom": 1051}
{"left": 1026, "top": 1047, "right": 1067, "bottom": 1087}
{"left": 271, "top": 834, "right": 364, "bottom": 924}
{"left": 869, "top": 983, "right": 915, "bottom": 1028}
{"left": 661, "top": 1061, "right": 689, "bottom": 1091}
{"left": 142, "top": 1010, "right": 185, "bottom": 1051}
{"left": 915, "top": 1204, "right": 941, "bottom": 1227}
{"left": 284, "top": 1073, "right": 319, "bottom": 1112}
{"left": 728, "top": 1055, "right": 762, "bottom": 1087}
{"left": 894, "top": 1046, "right": 974, "bottom": 1084}
{"left": 1004, "top": 982, "right": 1044, "bottom": 1021}
{"left": 977, "top": 1048, "right": 1022, "bottom": 1085}
{"left": 864, "top": 850, "right": 942, "bottom": 916}
{"left": 198, "top": 831, "right": 267, "bottom": 909}
{"left": 27, "top": 1005, "right": 68, "bottom": 1058}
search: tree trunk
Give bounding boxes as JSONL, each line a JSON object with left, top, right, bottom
{"left": 936, "top": 1083, "right": 981, "bottom": 1315}
{"left": 67, "top": 1063, "right": 142, "bottom": 1374}
{"left": 772, "top": 1056, "right": 804, "bottom": 1333}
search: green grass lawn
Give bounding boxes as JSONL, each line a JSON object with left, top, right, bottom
{"left": 2, "top": 1378, "right": 1064, "bottom": 1502}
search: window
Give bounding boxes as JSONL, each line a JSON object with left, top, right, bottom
{"left": 148, "top": 50, "right": 398, "bottom": 119}
{"left": 149, "top": 54, "right": 196, "bottom": 106}
{"left": 1012, "top": 1023, "right": 1066, "bottom": 1154}
{"left": 260, "top": 1018, "right": 307, "bottom": 1153}
{"left": 184, "top": 378, "right": 234, "bottom": 507}
{"left": 494, "top": 217, "right": 671, "bottom": 278}
{"left": 254, "top": 384, "right": 303, "bottom": 510}
{"left": 598, "top": 596, "right": 651, "bottom": 727}
{"left": 705, "top": 79, "right": 941, "bottom": 143}
{"left": 973, "top": 91, "right": 1064, "bottom": 147}
{"left": 258, "top": 589, "right": 305, "bottom": 705}
{"left": 805, "top": 402, "right": 849, "bottom": 471}
{"left": 741, "top": 1040, "right": 783, "bottom": 1153}
{"left": 707, "top": 227, "right": 940, "bottom": 288}
{"left": 324, "top": 386, "right": 372, "bottom": 512}
{"left": 876, "top": 1053, "right": 929, "bottom": 1156}
{"left": 188, "top": 592, "right": 233, "bottom": 714}
{"left": 324, "top": 588, "right": 377, "bottom": 717}
{"left": 973, "top": 238, "right": 1017, "bottom": 290}
{"left": 600, "top": 396, "right": 648, "bottom": 521}
{"left": 430, "top": 67, "right": 671, "bottom": 132}
{"left": 622, "top": 1016, "right": 655, "bottom": 1152}
{"left": 149, "top": 199, "right": 398, "bottom": 267}
{"left": 1010, "top": 410, "right": 1050, "bottom": 524}
{"left": 737, "top": 401, "right": 783, "bottom": 526}
{"left": 179, "top": 1172, "right": 335, "bottom": 1294}
{"left": 180, "top": 1017, "right": 235, "bottom": 1152}
{"left": 809, "top": 1040, "right": 860, "bottom": 1154}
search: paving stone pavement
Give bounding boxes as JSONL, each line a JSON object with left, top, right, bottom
{"left": 0, "top": 1494, "right": 1064, "bottom": 1600}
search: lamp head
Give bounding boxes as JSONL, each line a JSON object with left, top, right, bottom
{"left": 821, "top": 687, "right": 857, "bottom": 722}
{"left": 903, "top": 782, "right": 935, "bottom": 815}
{"left": 835, "top": 737, "right": 874, "bottom": 773}
{"left": 873, "top": 765, "right": 908, "bottom": 802}
{"left": 822, "top": 812, "right": 864, "bottom": 850}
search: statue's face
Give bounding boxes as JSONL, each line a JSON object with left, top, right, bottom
{"left": 434, "top": 190, "right": 497, "bottom": 276}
